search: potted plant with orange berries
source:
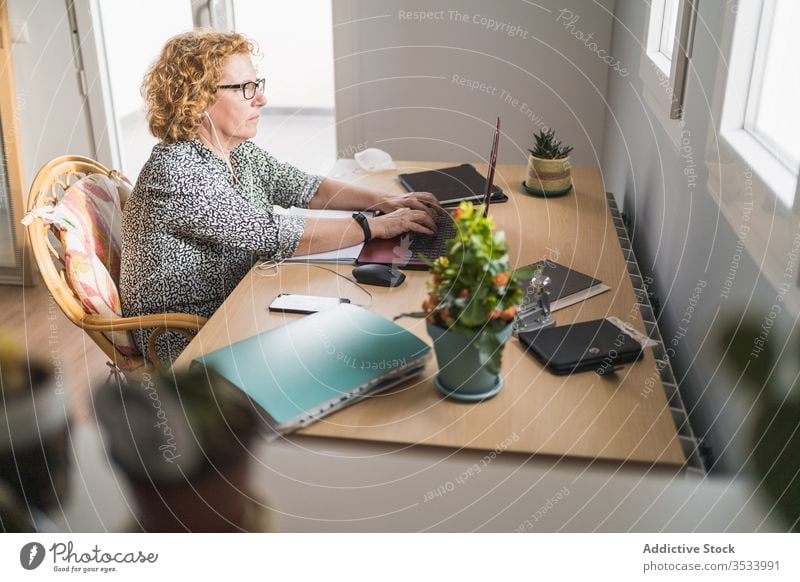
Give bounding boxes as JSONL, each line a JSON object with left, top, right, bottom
{"left": 422, "top": 201, "right": 529, "bottom": 401}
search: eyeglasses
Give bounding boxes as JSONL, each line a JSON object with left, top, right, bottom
{"left": 216, "top": 77, "right": 265, "bottom": 100}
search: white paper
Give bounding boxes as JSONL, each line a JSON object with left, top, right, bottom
{"left": 275, "top": 207, "right": 374, "bottom": 263}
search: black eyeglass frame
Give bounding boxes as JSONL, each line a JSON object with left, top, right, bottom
{"left": 216, "top": 77, "right": 265, "bottom": 100}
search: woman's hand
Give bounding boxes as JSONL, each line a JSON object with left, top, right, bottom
{"left": 370, "top": 192, "right": 440, "bottom": 216}
{"left": 369, "top": 208, "right": 438, "bottom": 239}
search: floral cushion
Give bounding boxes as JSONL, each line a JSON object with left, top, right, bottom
{"left": 55, "top": 173, "right": 139, "bottom": 356}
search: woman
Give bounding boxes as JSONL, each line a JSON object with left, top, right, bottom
{"left": 121, "top": 31, "right": 438, "bottom": 363}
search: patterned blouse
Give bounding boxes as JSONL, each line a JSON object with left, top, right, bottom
{"left": 120, "top": 139, "right": 322, "bottom": 363}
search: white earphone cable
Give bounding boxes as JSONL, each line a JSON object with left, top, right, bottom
{"left": 204, "top": 111, "right": 236, "bottom": 183}
{"left": 254, "top": 261, "right": 373, "bottom": 309}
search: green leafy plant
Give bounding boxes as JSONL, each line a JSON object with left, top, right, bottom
{"left": 166, "top": 367, "right": 258, "bottom": 462}
{"left": 421, "top": 202, "right": 537, "bottom": 374}
{"left": 529, "top": 129, "right": 573, "bottom": 160}
{"left": 95, "top": 367, "right": 264, "bottom": 532}
{"left": 95, "top": 366, "right": 259, "bottom": 483}
{"left": 720, "top": 317, "right": 800, "bottom": 531}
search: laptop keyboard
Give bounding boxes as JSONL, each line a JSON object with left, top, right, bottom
{"left": 406, "top": 211, "right": 458, "bottom": 263}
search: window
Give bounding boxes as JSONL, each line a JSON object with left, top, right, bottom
{"left": 722, "top": 0, "right": 800, "bottom": 207}
{"left": 658, "top": 0, "right": 681, "bottom": 59}
{"left": 743, "top": 0, "right": 800, "bottom": 175}
{"left": 639, "top": 0, "right": 694, "bottom": 141}
{"left": 646, "top": 0, "right": 680, "bottom": 74}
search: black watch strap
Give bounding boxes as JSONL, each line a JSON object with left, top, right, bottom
{"left": 352, "top": 212, "right": 372, "bottom": 242}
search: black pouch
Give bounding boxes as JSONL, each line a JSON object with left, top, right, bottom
{"left": 518, "top": 318, "right": 644, "bottom": 375}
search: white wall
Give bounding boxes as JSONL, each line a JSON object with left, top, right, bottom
{"left": 10, "top": 0, "right": 617, "bottom": 180}
{"left": 600, "top": 1, "right": 800, "bottom": 472}
{"left": 331, "top": 0, "right": 616, "bottom": 166}
{"left": 233, "top": 0, "right": 335, "bottom": 110}
{"left": 8, "top": 0, "right": 95, "bottom": 192}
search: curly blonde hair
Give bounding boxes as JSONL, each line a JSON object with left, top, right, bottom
{"left": 142, "top": 30, "right": 255, "bottom": 144}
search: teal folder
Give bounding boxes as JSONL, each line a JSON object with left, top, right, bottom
{"left": 193, "top": 304, "right": 431, "bottom": 434}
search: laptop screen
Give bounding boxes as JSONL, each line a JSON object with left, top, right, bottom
{"left": 483, "top": 117, "right": 500, "bottom": 217}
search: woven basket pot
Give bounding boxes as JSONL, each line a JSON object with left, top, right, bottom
{"left": 523, "top": 155, "right": 572, "bottom": 197}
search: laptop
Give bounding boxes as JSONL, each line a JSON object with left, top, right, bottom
{"left": 357, "top": 117, "right": 501, "bottom": 270}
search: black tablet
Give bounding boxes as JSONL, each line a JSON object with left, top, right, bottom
{"left": 397, "top": 164, "right": 507, "bottom": 207}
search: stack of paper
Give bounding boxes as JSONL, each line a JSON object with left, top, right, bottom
{"left": 274, "top": 207, "right": 375, "bottom": 263}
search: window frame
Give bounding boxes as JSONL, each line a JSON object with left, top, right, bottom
{"left": 741, "top": 0, "right": 799, "bottom": 174}
{"left": 658, "top": 0, "right": 680, "bottom": 60}
{"left": 0, "top": 2, "right": 37, "bottom": 284}
{"left": 721, "top": 0, "right": 799, "bottom": 209}
{"left": 639, "top": 0, "right": 696, "bottom": 145}
{"left": 645, "top": 0, "right": 675, "bottom": 76}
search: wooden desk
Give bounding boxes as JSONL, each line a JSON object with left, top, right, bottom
{"left": 175, "top": 161, "right": 685, "bottom": 468}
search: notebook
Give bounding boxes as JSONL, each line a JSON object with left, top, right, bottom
{"left": 520, "top": 260, "right": 610, "bottom": 312}
{"left": 397, "top": 164, "right": 508, "bottom": 207}
{"left": 192, "top": 303, "right": 431, "bottom": 436}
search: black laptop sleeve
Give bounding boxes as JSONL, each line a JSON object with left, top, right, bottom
{"left": 518, "top": 318, "right": 644, "bottom": 375}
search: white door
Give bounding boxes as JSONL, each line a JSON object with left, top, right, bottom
{"left": 73, "top": 0, "right": 195, "bottom": 179}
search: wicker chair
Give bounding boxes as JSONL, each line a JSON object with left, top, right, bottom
{"left": 25, "top": 155, "right": 207, "bottom": 375}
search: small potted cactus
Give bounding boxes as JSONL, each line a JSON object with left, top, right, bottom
{"left": 94, "top": 366, "right": 267, "bottom": 532}
{"left": 0, "top": 332, "right": 71, "bottom": 530}
{"left": 524, "top": 129, "right": 574, "bottom": 197}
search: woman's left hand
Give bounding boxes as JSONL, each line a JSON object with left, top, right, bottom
{"left": 370, "top": 192, "right": 441, "bottom": 216}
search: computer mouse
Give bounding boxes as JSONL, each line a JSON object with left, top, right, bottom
{"left": 352, "top": 264, "right": 406, "bottom": 287}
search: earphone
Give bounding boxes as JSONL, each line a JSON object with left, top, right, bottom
{"left": 203, "top": 110, "right": 236, "bottom": 183}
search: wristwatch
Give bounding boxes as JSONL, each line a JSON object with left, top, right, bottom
{"left": 352, "top": 212, "right": 372, "bottom": 242}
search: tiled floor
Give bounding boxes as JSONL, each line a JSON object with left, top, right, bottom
{"left": 0, "top": 282, "right": 110, "bottom": 422}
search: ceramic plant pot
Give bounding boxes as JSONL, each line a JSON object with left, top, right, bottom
{"left": 130, "top": 455, "right": 267, "bottom": 532}
{"left": 0, "top": 366, "right": 71, "bottom": 523}
{"left": 523, "top": 154, "right": 572, "bottom": 197}
{"left": 426, "top": 322, "right": 513, "bottom": 402}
